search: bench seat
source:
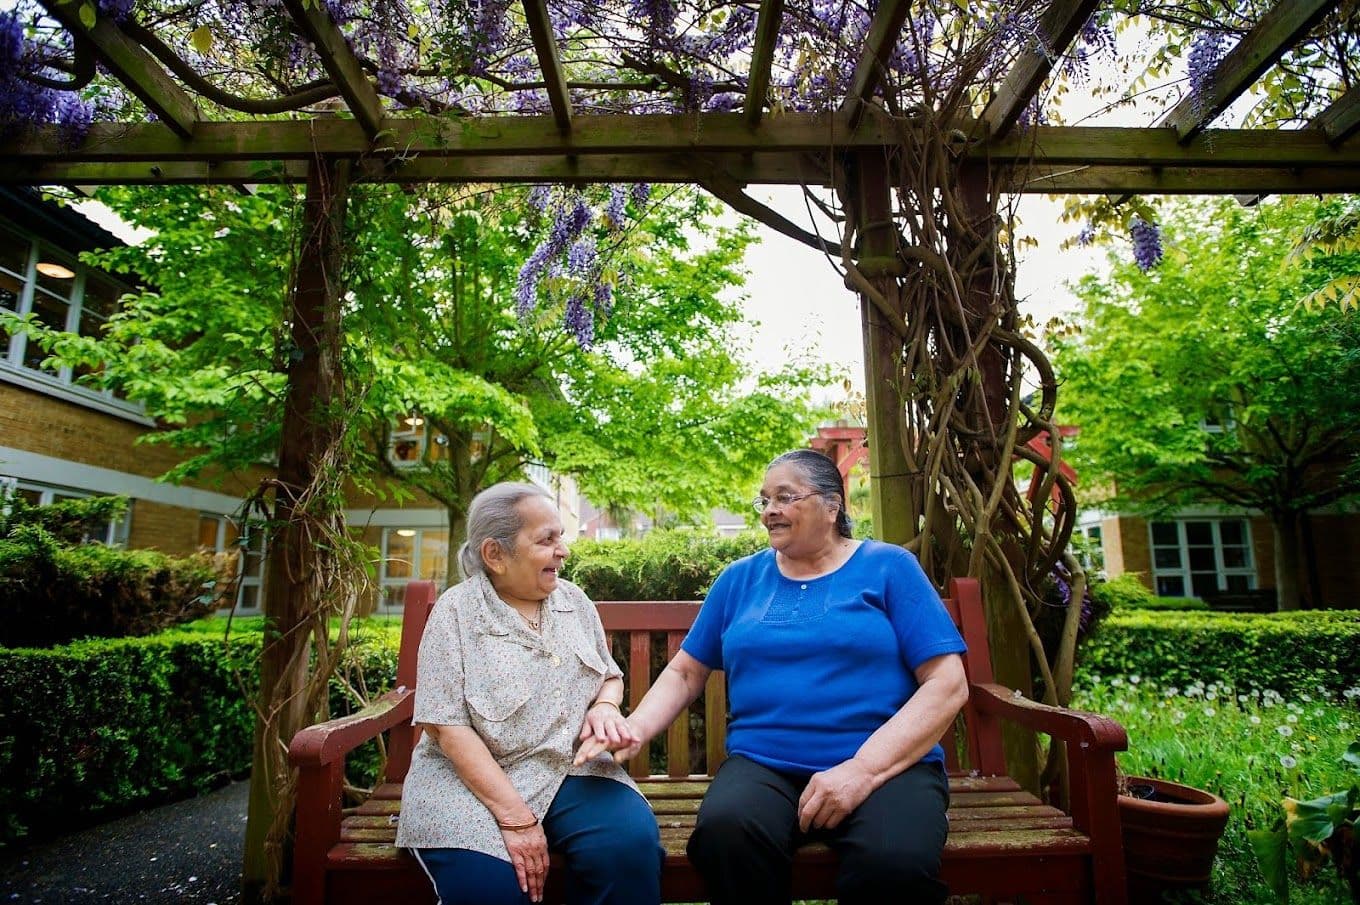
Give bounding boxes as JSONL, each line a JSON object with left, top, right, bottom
{"left": 291, "top": 579, "right": 1129, "bottom": 904}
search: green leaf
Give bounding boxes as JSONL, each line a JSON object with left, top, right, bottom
{"left": 1343, "top": 741, "right": 1360, "bottom": 772}
{"left": 189, "top": 25, "right": 213, "bottom": 54}
{"left": 1247, "top": 825, "right": 1289, "bottom": 904}
{"left": 1284, "top": 791, "right": 1350, "bottom": 844}
{"left": 78, "top": 1, "right": 96, "bottom": 28}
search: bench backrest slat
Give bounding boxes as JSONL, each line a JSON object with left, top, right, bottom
{"left": 386, "top": 579, "right": 997, "bottom": 783}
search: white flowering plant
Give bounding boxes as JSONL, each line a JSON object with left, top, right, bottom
{"left": 1249, "top": 740, "right": 1360, "bottom": 904}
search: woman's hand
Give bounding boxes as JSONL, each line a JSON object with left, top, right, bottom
{"left": 500, "top": 820, "right": 549, "bottom": 902}
{"left": 797, "top": 758, "right": 877, "bottom": 832}
{"left": 573, "top": 702, "right": 640, "bottom": 766}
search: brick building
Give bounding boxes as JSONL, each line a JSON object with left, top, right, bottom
{"left": 0, "top": 189, "right": 579, "bottom": 614}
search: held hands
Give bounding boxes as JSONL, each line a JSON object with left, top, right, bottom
{"left": 573, "top": 700, "right": 641, "bottom": 766}
{"left": 797, "top": 758, "right": 877, "bottom": 832}
{"left": 499, "top": 818, "right": 549, "bottom": 903}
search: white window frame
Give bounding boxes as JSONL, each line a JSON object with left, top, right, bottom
{"left": 0, "top": 223, "right": 146, "bottom": 422}
{"left": 1149, "top": 518, "right": 1256, "bottom": 598}
{"left": 1, "top": 478, "right": 130, "bottom": 546}
{"left": 379, "top": 526, "right": 448, "bottom": 610}
{"left": 197, "top": 513, "right": 268, "bottom": 615}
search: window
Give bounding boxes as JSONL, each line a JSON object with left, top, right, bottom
{"left": 197, "top": 513, "right": 266, "bottom": 614}
{"left": 1149, "top": 519, "right": 1255, "bottom": 598}
{"left": 0, "top": 223, "right": 129, "bottom": 399}
{"left": 386, "top": 415, "right": 452, "bottom": 468}
{"left": 379, "top": 527, "right": 448, "bottom": 610}
{"left": 0, "top": 478, "right": 130, "bottom": 546}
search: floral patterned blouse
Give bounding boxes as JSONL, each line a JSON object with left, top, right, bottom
{"left": 395, "top": 572, "right": 640, "bottom": 859}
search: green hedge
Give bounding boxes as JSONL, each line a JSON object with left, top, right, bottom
{"left": 562, "top": 530, "right": 769, "bottom": 600}
{"left": 0, "top": 621, "right": 404, "bottom": 846}
{"left": 1090, "top": 573, "right": 1209, "bottom": 611}
{"left": 0, "top": 631, "right": 260, "bottom": 845}
{"left": 0, "top": 495, "right": 226, "bottom": 647}
{"left": 1079, "top": 609, "right": 1360, "bottom": 696}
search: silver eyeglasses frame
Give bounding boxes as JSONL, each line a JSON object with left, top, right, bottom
{"left": 751, "top": 491, "right": 821, "bottom": 514}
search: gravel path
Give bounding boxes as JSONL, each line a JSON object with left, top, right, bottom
{"left": 0, "top": 780, "right": 249, "bottom": 904}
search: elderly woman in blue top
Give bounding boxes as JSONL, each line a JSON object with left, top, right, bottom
{"left": 576, "top": 449, "right": 970, "bottom": 904}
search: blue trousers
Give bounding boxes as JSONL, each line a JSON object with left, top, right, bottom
{"left": 413, "top": 776, "right": 662, "bottom": 905}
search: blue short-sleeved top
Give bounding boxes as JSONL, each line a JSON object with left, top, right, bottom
{"left": 681, "top": 540, "right": 966, "bottom": 775}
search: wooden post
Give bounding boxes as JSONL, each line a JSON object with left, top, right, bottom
{"left": 847, "top": 151, "right": 915, "bottom": 545}
{"left": 242, "top": 158, "right": 352, "bottom": 903}
{"left": 957, "top": 161, "right": 1039, "bottom": 791}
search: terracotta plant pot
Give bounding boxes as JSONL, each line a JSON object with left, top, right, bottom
{"left": 1118, "top": 776, "right": 1231, "bottom": 901}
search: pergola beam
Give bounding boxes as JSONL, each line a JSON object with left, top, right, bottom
{"left": 745, "top": 0, "right": 785, "bottom": 128}
{"left": 522, "top": 0, "right": 573, "bottom": 132}
{"left": 11, "top": 158, "right": 1360, "bottom": 195}
{"left": 843, "top": 0, "right": 911, "bottom": 126}
{"left": 280, "top": 0, "right": 383, "bottom": 139}
{"left": 1161, "top": 0, "right": 1334, "bottom": 143}
{"left": 39, "top": 1, "right": 199, "bottom": 138}
{"left": 7, "top": 116, "right": 1360, "bottom": 170}
{"left": 1317, "top": 83, "right": 1360, "bottom": 145}
{"left": 981, "top": 0, "right": 1100, "bottom": 138}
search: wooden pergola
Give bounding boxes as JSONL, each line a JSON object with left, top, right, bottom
{"left": 3, "top": 0, "right": 1356, "bottom": 898}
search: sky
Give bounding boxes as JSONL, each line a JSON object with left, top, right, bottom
{"left": 726, "top": 185, "right": 1108, "bottom": 397}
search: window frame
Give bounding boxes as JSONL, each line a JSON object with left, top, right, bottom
{"left": 1148, "top": 518, "right": 1256, "bottom": 598}
{"left": 379, "top": 526, "right": 449, "bottom": 610}
{"left": 0, "top": 223, "right": 148, "bottom": 422}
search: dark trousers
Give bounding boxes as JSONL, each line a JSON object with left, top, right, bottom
{"left": 686, "top": 754, "right": 950, "bottom": 905}
{"left": 413, "top": 776, "right": 662, "bottom": 905}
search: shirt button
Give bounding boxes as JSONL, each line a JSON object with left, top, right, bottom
{"left": 800, "top": 584, "right": 807, "bottom": 590}
{"left": 551, "top": 655, "right": 561, "bottom": 666}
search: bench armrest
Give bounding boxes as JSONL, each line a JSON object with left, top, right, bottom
{"left": 289, "top": 687, "right": 416, "bottom": 905}
{"left": 969, "top": 682, "right": 1127, "bottom": 751}
{"left": 288, "top": 687, "right": 416, "bottom": 768}
{"left": 966, "top": 680, "right": 1128, "bottom": 899}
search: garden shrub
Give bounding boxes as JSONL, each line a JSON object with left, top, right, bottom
{"left": 562, "top": 530, "right": 769, "bottom": 600}
{"left": 0, "top": 619, "right": 411, "bottom": 846}
{"left": 1079, "top": 609, "right": 1360, "bottom": 696}
{"left": 0, "top": 631, "right": 260, "bottom": 845}
{"left": 0, "top": 495, "right": 229, "bottom": 647}
{"left": 1090, "top": 573, "right": 1208, "bottom": 611}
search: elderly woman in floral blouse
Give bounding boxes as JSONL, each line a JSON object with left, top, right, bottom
{"left": 396, "top": 482, "right": 662, "bottom": 905}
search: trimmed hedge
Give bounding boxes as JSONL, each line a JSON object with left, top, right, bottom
{"left": 562, "top": 530, "right": 769, "bottom": 600}
{"left": 0, "top": 495, "right": 227, "bottom": 646}
{"left": 0, "top": 631, "right": 260, "bottom": 845}
{"left": 1078, "top": 609, "right": 1360, "bottom": 696}
{"left": 0, "top": 621, "right": 404, "bottom": 846}
{"left": 1089, "top": 573, "right": 1209, "bottom": 611}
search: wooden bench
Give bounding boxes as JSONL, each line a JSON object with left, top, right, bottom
{"left": 290, "top": 579, "right": 1129, "bottom": 904}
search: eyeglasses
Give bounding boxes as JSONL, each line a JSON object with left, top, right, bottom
{"left": 751, "top": 491, "right": 821, "bottom": 514}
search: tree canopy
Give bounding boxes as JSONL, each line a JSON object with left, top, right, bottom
{"left": 8, "top": 183, "right": 825, "bottom": 583}
{"left": 1055, "top": 195, "right": 1360, "bottom": 609}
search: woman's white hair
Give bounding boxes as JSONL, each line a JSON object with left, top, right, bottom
{"left": 457, "top": 482, "right": 553, "bottom": 579}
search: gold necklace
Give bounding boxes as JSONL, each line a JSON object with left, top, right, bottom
{"left": 518, "top": 603, "right": 542, "bottom": 631}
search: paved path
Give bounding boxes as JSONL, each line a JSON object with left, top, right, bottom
{"left": 0, "top": 780, "right": 249, "bottom": 904}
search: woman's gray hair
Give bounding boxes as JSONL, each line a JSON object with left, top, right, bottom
{"left": 457, "top": 482, "right": 553, "bottom": 579}
{"left": 768, "top": 449, "right": 853, "bottom": 539}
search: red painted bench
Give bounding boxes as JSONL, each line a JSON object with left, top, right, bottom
{"left": 290, "top": 578, "right": 1129, "bottom": 904}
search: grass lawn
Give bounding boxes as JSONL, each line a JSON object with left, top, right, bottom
{"left": 1075, "top": 675, "right": 1358, "bottom": 904}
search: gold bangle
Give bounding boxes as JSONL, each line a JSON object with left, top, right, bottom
{"left": 591, "top": 700, "right": 622, "bottom": 712}
{"left": 498, "top": 816, "right": 539, "bottom": 831}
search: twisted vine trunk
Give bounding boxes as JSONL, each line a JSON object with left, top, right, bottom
{"left": 835, "top": 123, "right": 1078, "bottom": 794}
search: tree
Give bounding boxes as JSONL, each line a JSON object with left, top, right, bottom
{"left": 1055, "top": 196, "right": 1360, "bottom": 610}
{"left": 14, "top": 183, "right": 821, "bottom": 583}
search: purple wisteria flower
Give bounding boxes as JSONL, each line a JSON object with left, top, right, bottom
{"left": 1188, "top": 29, "right": 1228, "bottom": 113}
{"left": 603, "top": 185, "right": 627, "bottom": 230}
{"left": 567, "top": 236, "right": 597, "bottom": 277}
{"left": 631, "top": 183, "right": 651, "bottom": 207}
{"left": 564, "top": 294, "right": 595, "bottom": 347}
{"left": 1077, "top": 223, "right": 1095, "bottom": 247}
{"left": 1130, "top": 218, "right": 1163, "bottom": 271}
{"left": 95, "top": 0, "right": 135, "bottom": 22}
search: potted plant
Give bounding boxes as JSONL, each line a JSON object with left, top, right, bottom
{"left": 1250, "top": 740, "right": 1360, "bottom": 903}
{"left": 1118, "top": 773, "right": 1231, "bottom": 901}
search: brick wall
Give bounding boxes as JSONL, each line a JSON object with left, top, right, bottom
{"left": 1110, "top": 515, "right": 1152, "bottom": 590}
